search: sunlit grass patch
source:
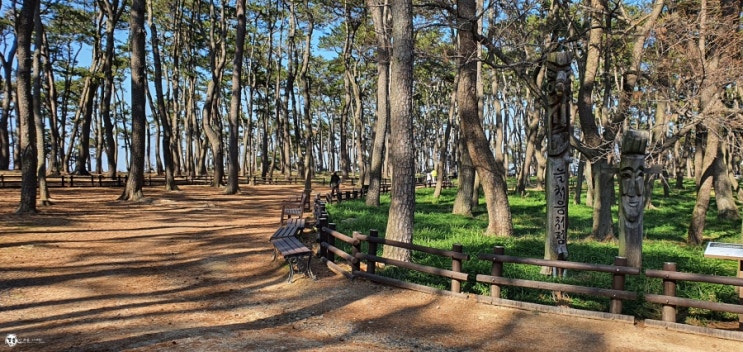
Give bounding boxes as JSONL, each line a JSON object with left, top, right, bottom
{"left": 322, "top": 181, "right": 741, "bottom": 322}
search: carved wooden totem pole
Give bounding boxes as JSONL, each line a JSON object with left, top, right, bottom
{"left": 618, "top": 130, "right": 649, "bottom": 268}
{"left": 544, "top": 51, "right": 572, "bottom": 269}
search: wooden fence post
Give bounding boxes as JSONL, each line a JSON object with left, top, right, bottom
{"left": 60, "top": 175, "right": 65, "bottom": 187}
{"left": 352, "top": 231, "right": 362, "bottom": 272}
{"left": 367, "top": 229, "right": 379, "bottom": 275}
{"left": 318, "top": 217, "right": 328, "bottom": 259}
{"left": 327, "top": 223, "right": 337, "bottom": 263}
{"left": 610, "top": 256, "right": 628, "bottom": 314}
{"left": 451, "top": 244, "right": 463, "bottom": 293}
{"left": 491, "top": 246, "right": 505, "bottom": 298}
{"left": 662, "top": 262, "right": 677, "bottom": 322}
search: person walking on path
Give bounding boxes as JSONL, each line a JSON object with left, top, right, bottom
{"left": 330, "top": 172, "right": 341, "bottom": 196}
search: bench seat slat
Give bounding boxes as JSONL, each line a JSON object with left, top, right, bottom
{"left": 269, "top": 221, "right": 305, "bottom": 241}
{"left": 271, "top": 237, "right": 311, "bottom": 257}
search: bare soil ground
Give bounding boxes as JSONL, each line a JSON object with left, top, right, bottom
{"left": 0, "top": 185, "right": 741, "bottom": 351}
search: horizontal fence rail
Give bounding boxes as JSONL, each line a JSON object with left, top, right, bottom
{"left": 316, "top": 225, "right": 469, "bottom": 294}
{"left": 0, "top": 173, "right": 363, "bottom": 188}
{"left": 476, "top": 246, "right": 640, "bottom": 315}
{"left": 645, "top": 262, "right": 743, "bottom": 330}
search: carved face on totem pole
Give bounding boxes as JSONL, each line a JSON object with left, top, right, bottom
{"left": 619, "top": 155, "right": 645, "bottom": 225}
{"left": 546, "top": 52, "right": 571, "bottom": 157}
{"left": 618, "top": 130, "right": 649, "bottom": 228}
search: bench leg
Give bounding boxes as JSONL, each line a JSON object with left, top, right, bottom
{"left": 287, "top": 257, "right": 298, "bottom": 283}
{"left": 285, "top": 254, "right": 315, "bottom": 283}
{"left": 300, "top": 254, "right": 316, "bottom": 280}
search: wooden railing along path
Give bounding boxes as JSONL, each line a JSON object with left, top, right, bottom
{"left": 313, "top": 223, "right": 743, "bottom": 338}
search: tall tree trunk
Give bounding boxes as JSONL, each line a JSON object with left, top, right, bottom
{"left": 300, "top": 0, "right": 315, "bottom": 193}
{"left": 577, "top": 0, "right": 614, "bottom": 241}
{"left": 15, "top": 0, "right": 39, "bottom": 213}
{"left": 714, "top": 140, "right": 739, "bottom": 220}
{"left": 434, "top": 74, "right": 457, "bottom": 199}
{"left": 224, "top": 0, "right": 246, "bottom": 194}
{"left": 287, "top": 1, "right": 301, "bottom": 181}
{"left": 95, "top": 87, "right": 104, "bottom": 174}
{"left": 383, "top": 0, "right": 415, "bottom": 262}
{"left": 73, "top": 75, "right": 98, "bottom": 176}
{"left": 33, "top": 1, "right": 50, "bottom": 205}
{"left": 339, "top": 2, "right": 360, "bottom": 178}
{"left": 688, "top": 125, "right": 717, "bottom": 244}
{"left": 0, "top": 41, "right": 16, "bottom": 170}
{"left": 276, "top": 13, "right": 290, "bottom": 179}
{"left": 148, "top": 0, "right": 178, "bottom": 190}
{"left": 119, "top": 0, "right": 147, "bottom": 201}
{"left": 365, "top": 0, "right": 390, "bottom": 207}
{"left": 99, "top": 0, "right": 124, "bottom": 178}
{"left": 453, "top": 136, "right": 475, "bottom": 216}
{"left": 517, "top": 108, "right": 542, "bottom": 196}
{"left": 202, "top": 0, "right": 227, "bottom": 187}
{"left": 41, "top": 31, "right": 61, "bottom": 175}
{"left": 457, "top": 0, "right": 513, "bottom": 236}
{"left": 351, "top": 62, "right": 366, "bottom": 185}
{"left": 686, "top": 0, "right": 741, "bottom": 242}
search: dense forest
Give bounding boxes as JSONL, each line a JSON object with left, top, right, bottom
{"left": 1, "top": 1, "right": 742, "bottom": 249}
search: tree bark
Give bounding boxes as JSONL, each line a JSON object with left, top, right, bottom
{"left": 32, "top": 2, "right": 50, "bottom": 205}
{"left": 119, "top": 0, "right": 146, "bottom": 201}
{"left": 41, "top": 31, "right": 61, "bottom": 175}
{"left": 576, "top": 0, "right": 614, "bottom": 241}
{"left": 300, "top": 0, "right": 315, "bottom": 193}
{"left": 453, "top": 136, "right": 475, "bottom": 217}
{"left": 383, "top": 0, "right": 415, "bottom": 262}
{"left": 15, "top": 0, "right": 39, "bottom": 213}
{"left": 98, "top": 0, "right": 125, "bottom": 178}
{"left": 148, "top": 0, "right": 178, "bottom": 191}
{"left": 0, "top": 41, "right": 16, "bottom": 170}
{"left": 434, "top": 74, "right": 458, "bottom": 199}
{"left": 366, "top": 0, "right": 390, "bottom": 207}
{"left": 714, "top": 140, "right": 740, "bottom": 220}
{"left": 202, "top": 0, "right": 228, "bottom": 187}
{"left": 224, "top": 0, "right": 246, "bottom": 194}
{"left": 457, "top": 0, "right": 513, "bottom": 236}
{"left": 688, "top": 125, "right": 717, "bottom": 244}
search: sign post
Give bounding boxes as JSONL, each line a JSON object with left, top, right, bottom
{"left": 704, "top": 242, "right": 743, "bottom": 330}
{"left": 542, "top": 51, "right": 571, "bottom": 275}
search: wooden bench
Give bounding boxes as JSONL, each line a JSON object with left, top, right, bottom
{"left": 280, "top": 192, "right": 309, "bottom": 225}
{"left": 269, "top": 218, "right": 315, "bottom": 283}
{"left": 270, "top": 218, "right": 306, "bottom": 240}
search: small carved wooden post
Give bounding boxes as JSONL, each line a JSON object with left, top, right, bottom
{"left": 618, "top": 129, "right": 649, "bottom": 268}
{"left": 543, "top": 51, "right": 572, "bottom": 272}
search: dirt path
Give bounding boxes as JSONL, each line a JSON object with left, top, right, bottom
{"left": 0, "top": 185, "right": 740, "bottom": 351}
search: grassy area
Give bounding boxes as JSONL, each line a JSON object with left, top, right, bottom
{"left": 325, "top": 179, "right": 742, "bottom": 324}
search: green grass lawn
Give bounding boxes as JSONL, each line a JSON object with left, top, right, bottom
{"left": 325, "top": 179, "right": 742, "bottom": 324}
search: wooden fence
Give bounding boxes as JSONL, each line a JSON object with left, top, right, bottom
{"left": 0, "top": 173, "right": 216, "bottom": 188}
{"left": 316, "top": 220, "right": 469, "bottom": 296}
{"left": 645, "top": 262, "right": 743, "bottom": 331}
{"left": 0, "top": 173, "right": 360, "bottom": 188}
{"left": 313, "top": 222, "right": 743, "bottom": 335}
{"left": 476, "top": 246, "right": 640, "bottom": 315}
